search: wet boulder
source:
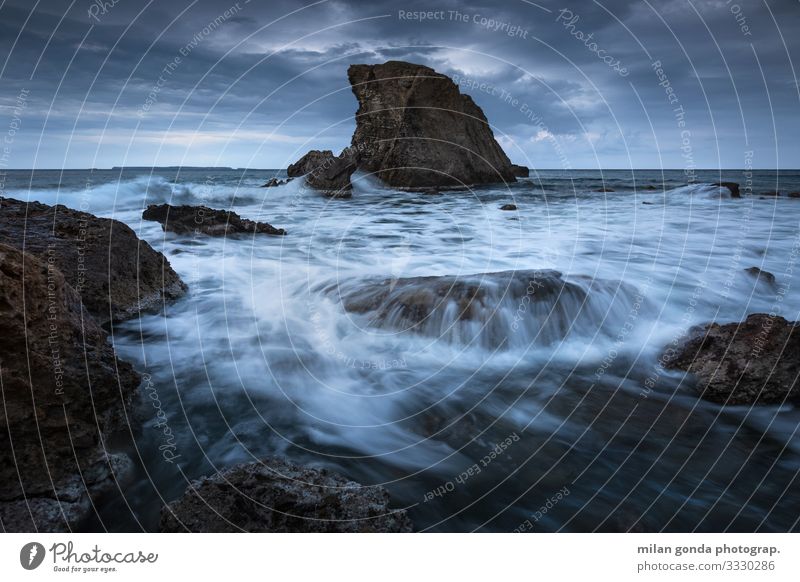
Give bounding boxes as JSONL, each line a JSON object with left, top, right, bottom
{"left": 664, "top": 314, "right": 799, "bottom": 405}
{"left": 143, "top": 204, "right": 286, "bottom": 236}
{"left": 0, "top": 197, "right": 186, "bottom": 326}
{"left": 0, "top": 244, "right": 140, "bottom": 531}
{"left": 159, "top": 458, "right": 412, "bottom": 533}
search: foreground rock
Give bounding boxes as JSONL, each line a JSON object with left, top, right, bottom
{"left": 0, "top": 197, "right": 186, "bottom": 325}
{"left": 0, "top": 244, "right": 140, "bottom": 531}
{"left": 290, "top": 61, "right": 520, "bottom": 192}
{"left": 159, "top": 458, "right": 412, "bottom": 532}
{"left": 664, "top": 314, "right": 799, "bottom": 405}
{"left": 143, "top": 204, "right": 286, "bottom": 236}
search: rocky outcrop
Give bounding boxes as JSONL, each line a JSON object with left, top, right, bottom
{"left": 286, "top": 150, "right": 355, "bottom": 196}
{"left": 289, "top": 61, "right": 518, "bottom": 192}
{"left": 500, "top": 204, "right": 517, "bottom": 211}
{"left": 0, "top": 244, "right": 140, "bottom": 532}
{"left": 260, "top": 178, "right": 287, "bottom": 188}
{"left": 159, "top": 458, "right": 412, "bottom": 532}
{"left": 664, "top": 314, "right": 799, "bottom": 405}
{"left": 745, "top": 267, "right": 776, "bottom": 286}
{"left": 510, "top": 164, "right": 529, "bottom": 178}
{"left": 143, "top": 204, "right": 286, "bottom": 236}
{"left": 713, "top": 182, "right": 740, "bottom": 198}
{"left": 0, "top": 197, "right": 186, "bottom": 326}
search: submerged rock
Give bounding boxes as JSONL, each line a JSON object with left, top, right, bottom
{"left": 664, "top": 314, "right": 799, "bottom": 405}
{"left": 323, "top": 269, "right": 638, "bottom": 349}
{"left": 713, "top": 182, "right": 740, "bottom": 198}
{"left": 761, "top": 190, "right": 781, "bottom": 196}
{"left": 159, "top": 458, "right": 412, "bottom": 533}
{"left": 744, "top": 266, "right": 776, "bottom": 286}
{"left": 290, "top": 61, "right": 518, "bottom": 192}
{"left": 594, "top": 187, "right": 615, "bottom": 192}
{"left": 260, "top": 178, "right": 285, "bottom": 188}
{"left": 0, "top": 197, "right": 186, "bottom": 325}
{"left": 788, "top": 191, "right": 800, "bottom": 198}
{"left": 0, "top": 244, "right": 140, "bottom": 531}
{"left": 500, "top": 203, "right": 517, "bottom": 211}
{"left": 143, "top": 204, "right": 286, "bottom": 236}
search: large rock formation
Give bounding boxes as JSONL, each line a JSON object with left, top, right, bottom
{"left": 142, "top": 204, "right": 286, "bottom": 236}
{"left": 0, "top": 244, "right": 141, "bottom": 531}
{"left": 289, "top": 61, "right": 523, "bottom": 192}
{"left": 0, "top": 197, "right": 186, "bottom": 326}
{"left": 664, "top": 314, "right": 799, "bottom": 405}
{"left": 159, "top": 458, "right": 413, "bottom": 532}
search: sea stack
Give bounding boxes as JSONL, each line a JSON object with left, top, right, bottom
{"left": 289, "top": 61, "right": 523, "bottom": 193}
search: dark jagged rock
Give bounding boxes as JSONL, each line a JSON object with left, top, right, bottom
{"left": 0, "top": 197, "right": 186, "bottom": 326}
{"left": 594, "top": 187, "right": 615, "bottom": 193}
{"left": 713, "top": 182, "right": 740, "bottom": 198}
{"left": 664, "top": 314, "right": 799, "bottom": 405}
{"left": 143, "top": 204, "right": 286, "bottom": 236}
{"left": 510, "top": 164, "right": 530, "bottom": 177}
{"left": 500, "top": 204, "right": 517, "bottom": 211}
{"left": 287, "top": 149, "right": 334, "bottom": 177}
{"left": 289, "top": 61, "right": 518, "bottom": 192}
{"left": 286, "top": 149, "right": 356, "bottom": 197}
{"left": 260, "top": 178, "right": 285, "bottom": 188}
{"left": 788, "top": 192, "right": 800, "bottom": 198}
{"left": 0, "top": 244, "right": 140, "bottom": 532}
{"left": 642, "top": 185, "right": 659, "bottom": 190}
{"left": 159, "top": 458, "right": 413, "bottom": 533}
{"left": 745, "top": 267, "right": 776, "bottom": 286}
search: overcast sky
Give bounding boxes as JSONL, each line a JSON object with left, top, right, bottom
{"left": 0, "top": 0, "right": 798, "bottom": 169}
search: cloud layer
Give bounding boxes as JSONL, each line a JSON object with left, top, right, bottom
{"left": 0, "top": 0, "right": 798, "bottom": 169}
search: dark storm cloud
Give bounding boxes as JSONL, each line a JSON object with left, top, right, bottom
{"left": 0, "top": 0, "right": 797, "bottom": 168}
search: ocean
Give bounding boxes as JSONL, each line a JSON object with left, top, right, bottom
{"left": 3, "top": 167, "right": 799, "bottom": 532}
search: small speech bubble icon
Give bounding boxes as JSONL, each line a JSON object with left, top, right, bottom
{"left": 20, "top": 542, "right": 46, "bottom": 570}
